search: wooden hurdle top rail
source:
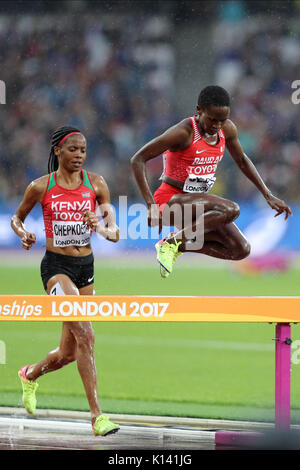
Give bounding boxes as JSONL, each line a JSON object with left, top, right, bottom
{"left": 0, "top": 295, "right": 299, "bottom": 322}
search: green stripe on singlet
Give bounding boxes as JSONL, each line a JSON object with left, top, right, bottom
{"left": 47, "top": 170, "right": 94, "bottom": 192}
{"left": 47, "top": 172, "right": 56, "bottom": 191}
{"left": 82, "top": 169, "right": 95, "bottom": 192}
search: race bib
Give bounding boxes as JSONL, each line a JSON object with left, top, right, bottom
{"left": 183, "top": 175, "right": 216, "bottom": 193}
{"left": 52, "top": 221, "right": 91, "bottom": 247}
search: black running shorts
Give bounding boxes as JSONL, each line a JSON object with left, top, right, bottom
{"left": 40, "top": 251, "right": 94, "bottom": 291}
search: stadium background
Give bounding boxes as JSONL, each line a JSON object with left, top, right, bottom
{"left": 0, "top": 0, "right": 300, "bottom": 423}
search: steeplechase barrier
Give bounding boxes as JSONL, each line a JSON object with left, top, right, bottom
{"left": 1, "top": 294, "right": 299, "bottom": 448}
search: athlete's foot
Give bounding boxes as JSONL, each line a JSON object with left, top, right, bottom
{"left": 92, "top": 415, "right": 120, "bottom": 436}
{"left": 18, "top": 365, "right": 39, "bottom": 414}
{"left": 155, "top": 233, "right": 182, "bottom": 278}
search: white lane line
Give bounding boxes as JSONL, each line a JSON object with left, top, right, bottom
{"left": 9, "top": 329, "right": 274, "bottom": 352}
{"left": 95, "top": 334, "right": 274, "bottom": 352}
{"left": 0, "top": 416, "right": 215, "bottom": 442}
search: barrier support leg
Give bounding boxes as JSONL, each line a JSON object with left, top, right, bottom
{"left": 274, "top": 322, "right": 291, "bottom": 430}
{"left": 215, "top": 322, "right": 292, "bottom": 448}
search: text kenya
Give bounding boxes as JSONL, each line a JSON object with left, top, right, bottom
{"left": 51, "top": 200, "right": 92, "bottom": 212}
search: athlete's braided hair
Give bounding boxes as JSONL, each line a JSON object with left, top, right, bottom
{"left": 48, "top": 126, "right": 82, "bottom": 173}
{"left": 198, "top": 86, "right": 230, "bottom": 110}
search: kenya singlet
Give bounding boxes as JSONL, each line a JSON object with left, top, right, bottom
{"left": 41, "top": 170, "right": 96, "bottom": 247}
{"left": 161, "top": 115, "right": 226, "bottom": 193}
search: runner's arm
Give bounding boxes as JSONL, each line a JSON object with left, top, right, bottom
{"left": 11, "top": 179, "right": 45, "bottom": 250}
{"left": 130, "top": 122, "right": 190, "bottom": 207}
{"left": 83, "top": 175, "right": 119, "bottom": 242}
{"left": 224, "top": 120, "right": 292, "bottom": 220}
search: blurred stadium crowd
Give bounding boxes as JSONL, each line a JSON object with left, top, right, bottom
{"left": 213, "top": 12, "right": 300, "bottom": 204}
{"left": 0, "top": 13, "right": 178, "bottom": 205}
{"left": 0, "top": 6, "right": 299, "bottom": 207}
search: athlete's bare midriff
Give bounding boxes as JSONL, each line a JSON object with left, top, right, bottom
{"left": 45, "top": 238, "right": 93, "bottom": 257}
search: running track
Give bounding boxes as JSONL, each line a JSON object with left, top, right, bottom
{"left": 2, "top": 407, "right": 297, "bottom": 451}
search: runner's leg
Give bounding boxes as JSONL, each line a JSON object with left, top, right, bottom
{"left": 26, "top": 275, "right": 101, "bottom": 421}
{"left": 26, "top": 274, "right": 79, "bottom": 381}
{"left": 71, "top": 282, "right": 101, "bottom": 422}
{"left": 183, "top": 222, "right": 251, "bottom": 260}
{"left": 166, "top": 192, "right": 240, "bottom": 234}
{"left": 163, "top": 193, "right": 250, "bottom": 260}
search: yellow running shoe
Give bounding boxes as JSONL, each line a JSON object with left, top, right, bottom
{"left": 93, "top": 415, "right": 120, "bottom": 436}
{"left": 155, "top": 235, "right": 182, "bottom": 278}
{"left": 18, "top": 365, "right": 38, "bottom": 414}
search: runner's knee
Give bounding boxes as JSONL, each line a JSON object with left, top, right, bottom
{"left": 234, "top": 239, "right": 251, "bottom": 260}
{"left": 72, "top": 323, "right": 95, "bottom": 350}
{"left": 57, "top": 352, "right": 76, "bottom": 366}
{"left": 243, "top": 240, "right": 251, "bottom": 258}
{"left": 226, "top": 202, "right": 240, "bottom": 223}
{"left": 48, "top": 278, "right": 79, "bottom": 296}
{"left": 47, "top": 346, "right": 75, "bottom": 367}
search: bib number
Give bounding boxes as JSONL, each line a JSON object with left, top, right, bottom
{"left": 52, "top": 221, "right": 91, "bottom": 247}
{"left": 183, "top": 175, "right": 216, "bottom": 193}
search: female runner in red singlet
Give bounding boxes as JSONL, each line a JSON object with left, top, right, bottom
{"left": 131, "top": 86, "right": 292, "bottom": 277}
{"left": 11, "top": 126, "right": 120, "bottom": 436}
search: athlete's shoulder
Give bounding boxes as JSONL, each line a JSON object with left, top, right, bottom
{"left": 87, "top": 172, "right": 111, "bottom": 202}
{"left": 87, "top": 172, "right": 109, "bottom": 191}
{"left": 23, "top": 174, "right": 49, "bottom": 203}
{"left": 222, "top": 119, "right": 238, "bottom": 140}
{"left": 162, "top": 117, "right": 193, "bottom": 149}
{"left": 87, "top": 171, "right": 106, "bottom": 184}
{"left": 27, "top": 175, "right": 49, "bottom": 194}
{"left": 172, "top": 117, "right": 193, "bottom": 134}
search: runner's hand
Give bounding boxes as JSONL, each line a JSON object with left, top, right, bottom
{"left": 265, "top": 194, "right": 293, "bottom": 220}
{"left": 147, "top": 204, "right": 162, "bottom": 234}
{"left": 21, "top": 232, "right": 36, "bottom": 250}
{"left": 83, "top": 211, "right": 99, "bottom": 231}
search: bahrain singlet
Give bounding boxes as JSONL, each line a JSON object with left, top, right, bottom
{"left": 41, "top": 169, "right": 97, "bottom": 247}
{"left": 161, "top": 115, "right": 226, "bottom": 193}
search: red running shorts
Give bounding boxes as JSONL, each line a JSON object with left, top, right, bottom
{"left": 153, "top": 182, "right": 183, "bottom": 214}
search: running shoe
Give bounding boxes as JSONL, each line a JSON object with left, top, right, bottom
{"left": 18, "top": 365, "right": 38, "bottom": 414}
{"left": 92, "top": 415, "right": 120, "bottom": 436}
{"left": 155, "top": 234, "right": 182, "bottom": 278}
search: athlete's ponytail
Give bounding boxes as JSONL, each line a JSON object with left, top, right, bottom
{"left": 48, "top": 126, "right": 82, "bottom": 173}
